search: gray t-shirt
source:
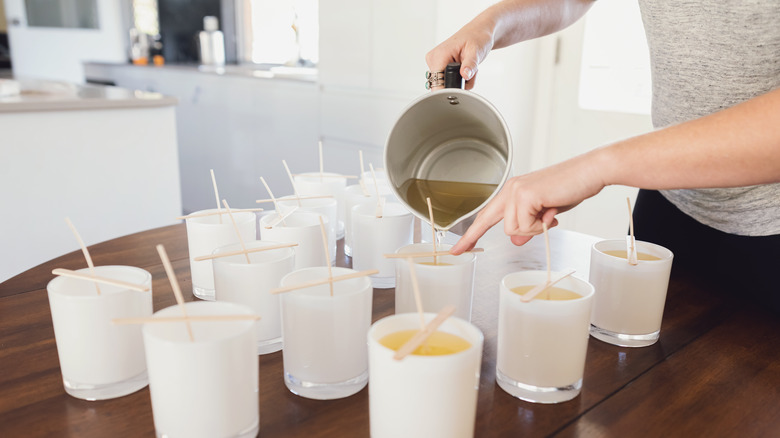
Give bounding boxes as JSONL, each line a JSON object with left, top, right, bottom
{"left": 638, "top": 0, "right": 780, "bottom": 236}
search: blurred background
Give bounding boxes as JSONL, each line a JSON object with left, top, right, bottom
{"left": 0, "top": 0, "right": 653, "bottom": 280}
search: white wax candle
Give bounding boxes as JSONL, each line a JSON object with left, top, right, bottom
{"left": 280, "top": 267, "right": 373, "bottom": 400}
{"left": 368, "top": 313, "right": 484, "bottom": 438}
{"left": 185, "top": 209, "right": 256, "bottom": 300}
{"left": 277, "top": 198, "right": 337, "bottom": 262}
{"left": 259, "top": 210, "right": 329, "bottom": 270}
{"left": 212, "top": 240, "right": 295, "bottom": 354}
{"left": 47, "top": 265, "right": 152, "bottom": 400}
{"left": 361, "top": 168, "right": 387, "bottom": 181}
{"left": 496, "top": 270, "right": 594, "bottom": 404}
{"left": 589, "top": 239, "right": 673, "bottom": 347}
{"left": 351, "top": 202, "right": 414, "bottom": 289}
{"left": 394, "top": 243, "right": 477, "bottom": 321}
{"left": 143, "top": 301, "right": 258, "bottom": 438}
{"left": 342, "top": 182, "right": 397, "bottom": 256}
{"left": 293, "top": 172, "right": 347, "bottom": 239}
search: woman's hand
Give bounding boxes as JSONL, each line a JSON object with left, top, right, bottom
{"left": 425, "top": 22, "right": 495, "bottom": 90}
{"left": 450, "top": 150, "right": 609, "bottom": 254}
{"left": 425, "top": 0, "right": 596, "bottom": 91}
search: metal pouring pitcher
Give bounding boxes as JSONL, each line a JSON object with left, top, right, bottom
{"left": 384, "top": 62, "right": 512, "bottom": 233}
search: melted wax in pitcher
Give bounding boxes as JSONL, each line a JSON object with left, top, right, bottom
{"left": 401, "top": 178, "right": 498, "bottom": 229}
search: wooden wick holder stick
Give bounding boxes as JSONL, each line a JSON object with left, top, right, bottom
{"left": 194, "top": 243, "right": 298, "bottom": 262}
{"left": 51, "top": 268, "right": 150, "bottom": 292}
{"left": 291, "top": 173, "right": 358, "bottom": 179}
{"left": 520, "top": 269, "right": 576, "bottom": 303}
{"left": 256, "top": 195, "right": 334, "bottom": 204}
{"left": 270, "top": 269, "right": 379, "bottom": 295}
{"left": 176, "top": 208, "right": 264, "bottom": 220}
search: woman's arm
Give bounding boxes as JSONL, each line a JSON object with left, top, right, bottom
{"left": 451, "top": 86, "right": 780, "bottom": 253}
{"left": 426, "top": 0, "right": 596, "bottom": 88}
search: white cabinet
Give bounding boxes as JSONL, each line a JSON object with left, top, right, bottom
{"left": 0, "top": 84, "right": 181, "bottom": 282}
{"left": 86, "top": 64, "right": 320, "bottom": 213}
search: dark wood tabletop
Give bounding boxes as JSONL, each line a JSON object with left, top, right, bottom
{"left": 1, "top": 223, "right": 778, "bottom": 437}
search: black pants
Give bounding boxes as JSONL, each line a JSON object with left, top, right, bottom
{"left": 632, "top": 189, "right": 780, "bottom": 316}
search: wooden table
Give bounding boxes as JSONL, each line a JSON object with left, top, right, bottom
{"left": 1, "top": 224, "right": 778, "bottom": 437}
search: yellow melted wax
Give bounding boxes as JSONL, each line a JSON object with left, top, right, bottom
{"left": 400, "top": 179, "right": 498, "bottom": 229}
{"left": 379, "top": 329, "right": 471, "bottom": 356}
{"left": 510, "top": 285, "right": 581, "bottom": 301}
{"left": 602, "top": 250, "right": 662, "bottom": 261}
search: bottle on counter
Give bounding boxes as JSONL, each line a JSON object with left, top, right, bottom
{"left": 129, "top": 27, "right": 150, "bottom": 65}
{"left": 199, "top": 16, "right": 225, "bottom": 66}
{"left": 151, "top": 33, "right": 165, "bottom": 66}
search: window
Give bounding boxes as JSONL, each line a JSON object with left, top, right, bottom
{"left": 25, "top": 0, "right": 99, "bottom": 29}
{"left": 132, "top": 0, "right": 159, "bottom": 36}
{"left": 237, "top": 0, "right": 318, "bottom": 66}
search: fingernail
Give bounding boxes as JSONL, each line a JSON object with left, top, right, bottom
{"left": 463, "top": 67, "right": 473, "bottom": 80}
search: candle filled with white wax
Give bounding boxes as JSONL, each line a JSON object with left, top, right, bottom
{"left": 143, "top": 301, "right": 258, "bottom": 438}
{"left": 47, "top": 265, "right": 152, "bottom": 400}
{"left": 350, "top": 202, "right": 414, "bottom": 289}
{"left": 293, "top": 172, "right": 347, "bottom": 239}
{"left": 277, "top": 198, "right": 337, "bottom": 262}
{"left": 185, "top": 209, "right": 256, "bottom": 300}
{"left": 279, "top": 267, "right": 373, "bottom": 400}
{"left": 259, "top": 210, "right": 329, "bottom": 270}
{"left": 212, "top": 240, "right": 295, "bottom": 354}
{"left": 343, "top": 181, "right": 396, "bottom": 256}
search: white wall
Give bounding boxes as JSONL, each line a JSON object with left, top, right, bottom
{"left": 3, "top": 0, "right": 126, "bottom": 83}
{"left": 434, "top": 1, "right": 541, "bottom": 177}
{"left": 318, "top": 0, "right": 540, "bottom": 179}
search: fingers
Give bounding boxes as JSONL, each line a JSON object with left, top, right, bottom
{"left": 464, "top": 73, "right": 477, "bottom": 90}
{"left": 510, "top": 235, "right": 533, "bottom": 246}
{"left": 450, "top": 189, "right": 562, "bottom": 254}
{"left": 450, "top": 201, "right": 504, "bottom": 255}
{"left": 426, "top": 38, "right": 482, "bottom": 91}
{"left": 541, "top": 208, "right": 559, "bottom": 227}
{"left": 509, "top": 212, "right": 558, "bottom": 247}
{"left": 425, "top": 48, "right": 450, "bottom": 73}
{"left": 460, "top": 45, "right": 480, "bottom": 90}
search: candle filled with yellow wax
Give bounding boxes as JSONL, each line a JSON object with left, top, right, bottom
{"left": 510, "top": 285, "right": 581, "bottom": 301}
{"left": 601, "top": 250, "right": 662, "bottom": 261}
{"left": 589, "top": 240, "right": 674, "bottom": 347}
{"left": 378, "top": 329, "right": 471, "bottom": 356}
{"left": 496, "top": 271, "right": 594, "bottom": 404}
{"left": 368, "top": 313, "right": 484, "bottom": 438}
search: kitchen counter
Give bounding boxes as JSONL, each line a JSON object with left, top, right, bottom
{"left": 84, "top": 61, "right": 318, "bottom": 85}
{"left": 0, "top": 78, "right": 177, "bottom": 113}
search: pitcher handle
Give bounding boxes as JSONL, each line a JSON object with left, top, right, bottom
{"left": 444, "top": 62, "right": 464, "bottom": 89}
